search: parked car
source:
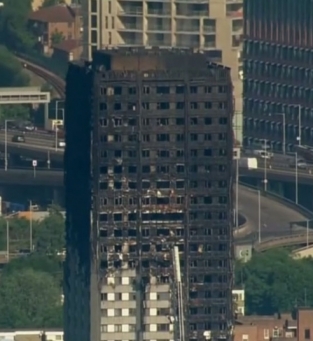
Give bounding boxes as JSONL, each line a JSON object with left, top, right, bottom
{"left": 12, "top": 135, "right": 25, "bottom": 143}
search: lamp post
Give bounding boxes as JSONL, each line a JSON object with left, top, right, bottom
{"left": 29, "top": 200, "right": 33, "bottom": 252}
{"left": 275, "top": 113, "right": 286, "bottom": 154}
{"left": 289, "top": 151, "right": 298, "bottom": 204}
{"left": 6, "top": 219, "right": 9, "bottom": 261}
{"left": 298, "top": 105, "right": 302, "bottom": 146}
{"left": 4, "top": 119, "right": 14, "bottom": 171}
{"left": 258, "top": 190, "right": 261, "bottom": 243}
{"left": 306, "top": 219, "right": 310, "bottom": 248}
{"left": 263, "top": 140, "right": 268, "bottom": 191}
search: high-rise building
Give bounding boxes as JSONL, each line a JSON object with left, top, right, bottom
{"left": 243, "top": 0, "right": 313, "bottom": 151}
{"left": 64, "top": 47, "right": 234, "bottom": 341}
{"left": 81, "top": 0, "right": 244, "bottom": 145}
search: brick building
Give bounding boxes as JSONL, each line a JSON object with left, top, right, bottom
{"left": 234, "top": 308, "right": 313, "bottom": 341}
{"left": 28, "top": 3, "right": 82, "bottom": 55}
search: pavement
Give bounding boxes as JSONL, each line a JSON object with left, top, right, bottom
{"left": 238, "top": 185, "right": 307, "bottom": 241}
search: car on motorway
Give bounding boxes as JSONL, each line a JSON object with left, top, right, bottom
{"left": 11, "top": 135, "right": 25, "bottom": 143}
{"left": 23, "top": 123, "right": 36, "bottom": 131}
{"left": 289, "top": 159, "right": 307, "bottom": 169}
{"left": 53, "top": 140, "right": 66, "bottom": 148}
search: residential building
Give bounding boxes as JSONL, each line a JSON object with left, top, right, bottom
{"left": 52, "top": 39, "right": 83, "bottom": 61}
{"left": 243, "top": 0, "right": 313, "bottom": 152}
{"left": 64, "top": 47, "right": 234, "bottom": 341}
{"left": 32, "top": 0, "right": 72, "bottom": 11}
{"left": 82, "top": 0, "right": 244, "bottom": 145}
{"left": 28, "top": 3, "right": 82, "bottom": 54}
{"left": 234, "top": 308, "right": 313, "bottom": 341}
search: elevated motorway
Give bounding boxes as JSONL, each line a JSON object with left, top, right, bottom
{"left": 1, "top": 133, "right": 312, "bottom": 184}
{"left": 237, "top": 185, "right": 308, "bottom": 243}
{"left": 254, "top": 232, "right": 313, "bottom": 252}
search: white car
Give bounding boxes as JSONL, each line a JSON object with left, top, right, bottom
{"left": 54, "top": 141, "right": 66, "bottom": 148}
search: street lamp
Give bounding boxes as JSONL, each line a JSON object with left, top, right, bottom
{"left": 235, "top": 154, "right": 239, "bottom": 229}
{"left": 4, "top": 119, "right": 14, "bottom": 171}
{"left": 274, "top": 113, "right": 286, "bottom": 155}
{"left": 297, "top": 105, "right": 302, "bottom": 146}
{"left": 289, "top": 151, "right": 298, "bottom": 205}
{"left": 263, "top": 140, "right": 268, "bottom": 191}
{"left": 258, "top": 190, "right": 261, "bottom": 243}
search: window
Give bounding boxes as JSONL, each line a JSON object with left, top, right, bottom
{"left": 305, "top": 329, "right": 311, "bottom": 340}
{"left": 205, "top": 102, "right": 212, "bottom": 109}
{"left": 264, "top": 329, "right": 269, "bottom": 340}
{"left": 205, "top": 117, "right": 212, "bottom": 125}
{"left": 242, "top": 335, "right": 249, "bottom": 341}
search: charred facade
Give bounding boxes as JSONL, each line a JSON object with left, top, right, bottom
{"left": 64, "top": 48, "right": 234, "bottom": 341}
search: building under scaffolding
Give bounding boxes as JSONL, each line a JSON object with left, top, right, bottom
{"left": 64, "top": 47, "right": 234, "bottom": 341}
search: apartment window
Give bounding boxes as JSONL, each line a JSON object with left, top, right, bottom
{"left": 242, "top": 335, "right": 249, "bottom": 341}
{"left": 91, "top": 15, "right": 97, "bottom": 28}
{"left": 264, "top": 329, "right": 269, "bottom": 340}
{"left": 91, "top": 30, "right": 97, "bottom": 44}
{"left": 91, "top": 0, "right": 97, "bottom": 12}
{"left": 108, "top": 1, "right": 111, "bottom": 13}
{"left": 105, "top": 17, "right": 108, "bottom": 29}
{"left": 112, "top": 17, "right": 115, "bottom": 29}
{"left": 305, "top": 329, "right": 311, "bottom": 340}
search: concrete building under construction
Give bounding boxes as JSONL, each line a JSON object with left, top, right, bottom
{"left": 64, "top": 47, "right": 234, "bottom": 341}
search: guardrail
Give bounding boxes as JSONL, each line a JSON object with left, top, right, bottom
{"left": 254, "top": 232, "right": 313, "bottom": 252}
{"left": 239, "top": 181, "right": 313, "bottom": 220}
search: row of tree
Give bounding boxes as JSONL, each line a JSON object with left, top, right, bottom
{"left": 235, "top": 249, "right": 313, "bottom": 315}
{"left": 0, "top": 207, "right": 65, "bottom": 328}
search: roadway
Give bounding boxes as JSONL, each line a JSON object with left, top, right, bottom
{"left": 237, "top": 185, "right": 307, "bottom": 242}
{"left": 0, "top": 131, "right": 312, "bottom": 184}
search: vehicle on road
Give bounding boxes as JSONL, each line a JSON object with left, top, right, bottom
{"left": 252, "top": 150, "right": 273, "bottom": 159}
{"left": 238, "top": 157, "right": 258, "bottom": 170}
{"left": 11, "top": 135, "right": 25, "bottom": 143}
{"left": 289, "top": 158, "right": 307, "bottom": 169}
{"left": 53, "top": 140, "right": 66, "bottom": 148}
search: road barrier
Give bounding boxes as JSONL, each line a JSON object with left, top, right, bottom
{"left": 239, "top": 181, "right": 313, "bottom": 220}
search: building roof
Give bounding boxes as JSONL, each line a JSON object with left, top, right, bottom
{"left": 53, "top": 39, "right": 80, "bottom": 52}
{"left": 29, "top": 4, "right": 80, "bottom": 23}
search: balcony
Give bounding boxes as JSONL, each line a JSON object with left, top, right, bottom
{"left": 147, "top": 25, "right": 171, "bottom": 32}
{"left": 226, "top": 3, "right": 243, "bottom": 18}
{"left": 118, "top": 8, "right": 143, "bottom": 16}
{"left": 176, "top": 3, "right": 209, "bottom": 17}
{"left": 147, "top": 9, "right": 171, "bottom": 16}
{"left": 118, "top": 17, "right": 143, "bottom": 31}
{"left": 176, "top": 19, "right": 200, "bottom": 33}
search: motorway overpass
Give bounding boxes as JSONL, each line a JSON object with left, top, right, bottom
{"left": 0, "top": 131, "right": 312, "bottom": 184}
{"left": 236, "top": 185, "right": 308, "bottom": 242}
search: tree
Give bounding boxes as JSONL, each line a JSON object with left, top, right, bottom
{"left": 41, "top": 0, "right": 65, "bottom": 7}
{"left": 0, "top": 45, "right": 30, "bottom": 87}
{"left": 2, "top": 253, "right": 63, "bottom": 285}
{"left": 51, "top": 30, "right": 65, "bottom": 46}
{"left": 0, "top": 105, "right": 31, "bottom": 123}
{"left": 0, "top": 0, "right": 35, "bottom": 51}
{"left": 0, "top": 268, "right": 62, "bottom": 328}
{"left": 34, "top": 207, "right": 65, "bottom": 255}
{"left": 236, "top": 249, "right": 313, "bottom": 315}
{"left": 0, "top": 216, "right": 38, "bottom": 252}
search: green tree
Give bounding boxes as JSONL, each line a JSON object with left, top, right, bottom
{"left": 0, "top": 105, "right": 30, "bottom": 123}
{"left": 0, "top": 0, "right": 35, "bottom": 51}
{"left": 51, "top": 30, "right": 65, "bottom": 45}
{"left": 0, "top": 45, "right": 30, "bottom": 87}
{"left": 236, "top": 249, "right": 313, "bottom": 315}
{"left": 34, "top": 207, "right": 65, "bottom": 255}
{"left": 2, "top": 253, "right": 63, "bottom": 284}
{"left": 0, "top": 268, "right": 62, "bottom": 328}
{"left": 41, "top": 0, "right": 65, "bottom": 7}
{"left": 0, "top": 216, "right": 38, "bottom": 252}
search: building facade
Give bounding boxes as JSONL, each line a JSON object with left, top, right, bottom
{"left": 64, "top": 48, "right": 234, "bottom": 341}
{"left": 243, "top": 0, "right": 313, "bottom": 151}
{"left": 82, "top": 0, "right": 244, "bottom": 144}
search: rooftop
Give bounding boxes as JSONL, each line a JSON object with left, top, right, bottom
{"left": 28, "top": 4, "right": 80, "bottom": 23}
{"left": 53, "top": 39, "right": 80, "bottom": 52}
